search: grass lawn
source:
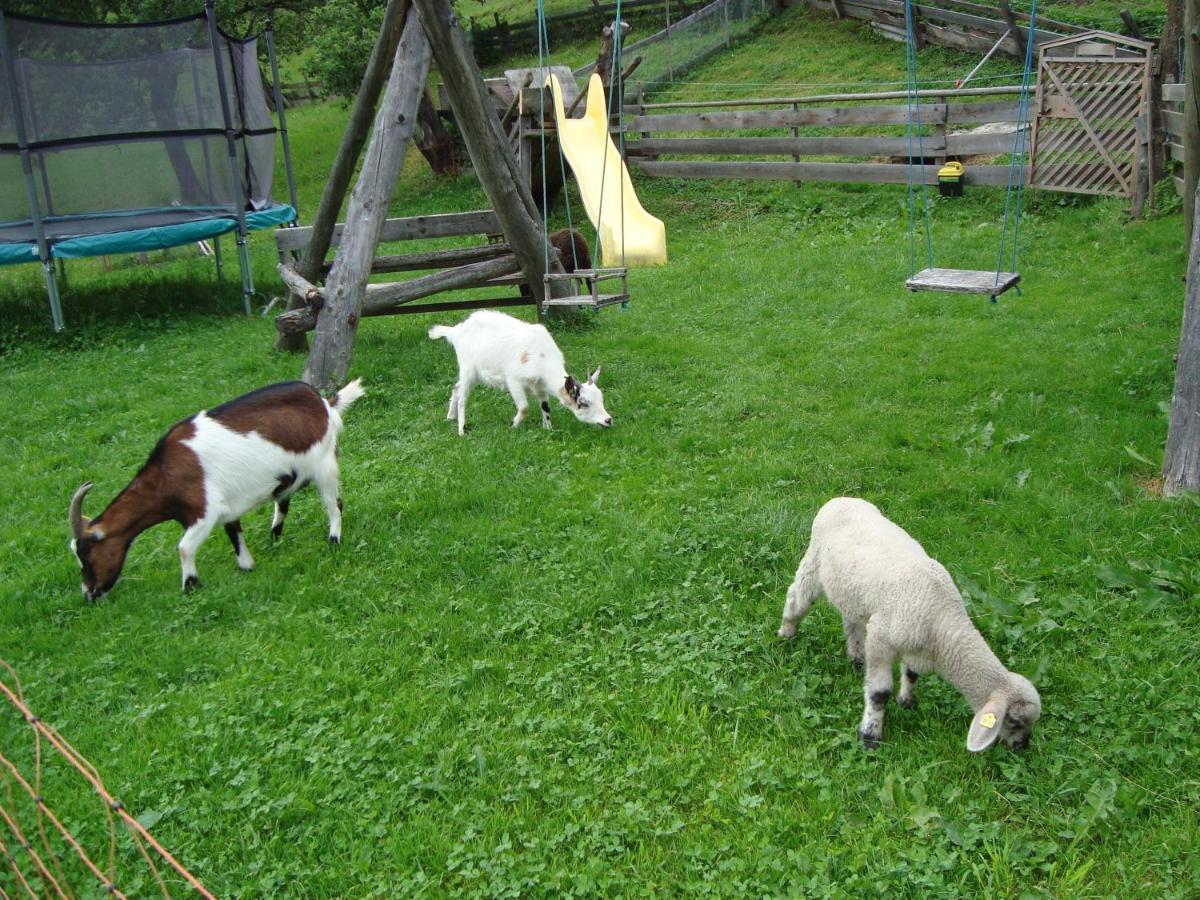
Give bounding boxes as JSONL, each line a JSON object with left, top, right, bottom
{"left": 2, "top": 7, "right": 1199, "bottom": 899}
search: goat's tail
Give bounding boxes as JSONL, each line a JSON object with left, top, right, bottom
{"left": 427, "top": 324, "right": 454, "bottom": 342}
{"left": 329, "top": 377, "right": 366, "bottom": 412}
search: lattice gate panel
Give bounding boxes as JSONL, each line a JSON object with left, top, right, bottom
{"left": 1031, "top": 56, "right": 1149, "bottom": 198}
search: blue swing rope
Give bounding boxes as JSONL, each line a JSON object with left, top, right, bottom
{"left": 591, "top": 0, "right": 624, "bottom": 270}
{"left": 905, "top": 0, "right": 1038, "bottom": 291}
{"left": 537, "top": 0, "right": 581, "bottom": 273}
{"left": 995, "top": 0, "right": 1038, "bottom": 290}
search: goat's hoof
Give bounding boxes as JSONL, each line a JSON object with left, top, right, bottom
{"left": 849, "top": 657, "right": 865, "bottom": 672}
{"left": 897, "top": 695, "right": 916, "bottom": 709}
{"left": 237, "top": 561, "right": 255, "bottom": 572}
{"left": 183, "top": 575, "right": 200, "bottom": 593}
{"left": 327, "top": 535, "right": 340, "bottom": 547}
{"left": 271, "top": 525, "right": 284, "bottom": 540}
{"left": 777, "top": 625, "right": 796, "bottom": 640}
{"left": 859, "top": 729, "right": 882, "bottom": 750}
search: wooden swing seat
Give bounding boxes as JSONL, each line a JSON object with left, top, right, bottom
{"left": 541, "top": 267, "right": 629, "bottom": 310}
{"left": 906, "top": 268, "right": 1020, "bottom": 297}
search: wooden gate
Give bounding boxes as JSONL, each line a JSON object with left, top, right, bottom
{"left": 1030, "top": 32, "right": 1154, "bottom": 203}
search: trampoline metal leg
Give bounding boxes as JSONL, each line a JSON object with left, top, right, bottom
{"left": 43, "top": 259, "right": 64, "bottom": 332}
{"left": 235, "top": 234, "right": 253, "bottom": 315}
{"left": 213, "top": 233, "right": 223, "bottom": 281}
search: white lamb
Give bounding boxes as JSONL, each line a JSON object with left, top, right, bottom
{"left": 428, "top": 310, "right": 612, "bottom": 434}
{"left": 778, "top": 497, "right": 1042, "bottom": 752}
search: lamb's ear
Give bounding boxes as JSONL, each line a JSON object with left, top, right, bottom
{"left": 587, "top": 365, "right": 601, "bottom": 385}
{"left": 966, "top": 698, "right": 1008, "bottom": 752}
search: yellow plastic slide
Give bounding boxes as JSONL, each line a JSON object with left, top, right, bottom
{"left": 547, "top": 72, "right": 667, "bottom": 267}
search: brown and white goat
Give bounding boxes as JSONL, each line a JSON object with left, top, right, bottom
{"left": 68, "top": 379, "right": 364, "bottom": 601}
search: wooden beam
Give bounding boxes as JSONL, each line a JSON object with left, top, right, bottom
{"left": 302, "top": 7, "right": 431, "bottom": 391}
{"left": 411, "top": 0, "right": 569, "bottom": 308}
{"left": 278, "top": 254, "right": 522, "bottom": 335}
{"left": 625, "top": 135, "right": 948, "bottom": 156}
{"left": 275, "top": 210, "right": 502, "bottom": 253}
{"left": 628, "top": 104, "right": 947, "bottom": 132}
{"left": 363, "top": 253, "right": 520, "bottom": 305}
{"left": 632, "top": 159, "right": 1021, "bottom": 186}
{"left": 321, "top": 242, "right": 513, "bottom": 276}
{"left": 635, "top": 84, "right": 1023, "bottom": 111}
{"left": 277, "top": 263, "right": 322, "bottom": 304}
{"left": 276, "top": 0, "right": 411, "bottom": 353}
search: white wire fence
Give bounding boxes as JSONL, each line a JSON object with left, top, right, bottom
{"left": 574, "top": 0, "right": 775, "bottom": 99}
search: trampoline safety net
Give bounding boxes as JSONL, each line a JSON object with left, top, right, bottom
{"left": 0, "top": 10, "right": 279, "bottom": 245}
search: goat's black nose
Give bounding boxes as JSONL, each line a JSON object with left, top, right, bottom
{"left": 604, "top": 417, "right": 613, "bottom": 427}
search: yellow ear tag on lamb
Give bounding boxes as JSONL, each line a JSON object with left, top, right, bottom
{"left": 979, "top": 712, "right": 997, "bottom": 729}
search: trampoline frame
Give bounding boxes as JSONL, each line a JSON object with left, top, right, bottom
{"left": 0, "top": 1, "right": 300, "bottom": 331}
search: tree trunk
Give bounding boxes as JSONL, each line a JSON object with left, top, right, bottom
{"left": 414, "top": 88, "right": 458, "bottom": 176}
{"left": 1164, "top": 185, "right": 1200, "bottom": 496}
{"left": 411, "top": 0, "right": 571, "bottom": 307}
{"left": 1185, "top": 0, "right": 1200, "bottom": 244}
{"left": 276, "top": 0, "right": 411, "bottom": 353}
{"left": 302, "top": 7, "right": 431, "bottom": 391}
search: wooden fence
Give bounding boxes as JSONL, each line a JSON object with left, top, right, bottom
{"left": 796, "top": 0, "right": 1095, "bottom": 61}
{"left": 622, "top": 84, "right": 1028, "bottom": 186}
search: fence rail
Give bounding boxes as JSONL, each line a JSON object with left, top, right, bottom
{"left": 623, "top": 84, "right": 1027, "bottom": 187}
{"left": 797, "top": 0, "right": 1096, "bottom": 61}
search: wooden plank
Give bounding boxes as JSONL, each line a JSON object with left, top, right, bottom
{"left": 624, "top": 135, "right": 945, "bottom": 157}
{"left": 320, "top": 242, "right": 512, "bottom": 276}
{"left": 363, "top": 295, "right": 533, "bottom": 316}
{"left": 275, "top": 210, "right": 501, "bottom": 252}
{"left": 637, "top": 85, "right": 1024, "bottom": 111}
{"left": 905, "top": 267, "right": 1020, "bottom": 296}
{"left": 278, "top": 254, "right": 523, "bottom": 335}
{"left": 629, "top": 103, "right": 946, "bottom": 133}
{"left": 1163, "top": 108, "right": 1185, "bottom": 137}
{"left": 632, "top": 159, "right": 1022, "bottom": 186}
{"left": 1168, "top": 141, "right": 1186, "bottom": 164}
{"left": 1163, "top": 82, "right": 1185, "bottom": 102}
{"left": 945, "top": 100, "right": 1023, "bottom": 125}
{"left": 945, "top": 129, "right": 1022, "bottom": 155}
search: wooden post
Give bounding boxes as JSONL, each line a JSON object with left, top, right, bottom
{"left": 276, "top": 0, "right": 410, "bottom": 353}
{"left": 1186, "top": 0, "right": 1200, "bottom": 243}
{"left": 998, "top": 0, "right": 1026, "bottom": 62}
{"left": 302, "top": 7, "right": 431, "bottom": 391}
{"left": 1164, "top": 185, "right": 1200, "bottom": 495}
{"left": 411, "top": 0, "right": 568, "bottom": 308}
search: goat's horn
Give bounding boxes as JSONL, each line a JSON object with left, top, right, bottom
{"left": 69, "top": 481, "right": 93, "bottom": 539}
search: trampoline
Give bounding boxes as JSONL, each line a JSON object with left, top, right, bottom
{"left": 0, "top": 2, "right": 299, "bottom": 330}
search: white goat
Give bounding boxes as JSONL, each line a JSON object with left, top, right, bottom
{"left": 428, "top": 310, "right": 612, "bottom": 434}
{"left": 69, "top": 379, "right": 364, "bottom": 600}
{"left": 778, "top": 497, "right": 1042, "bottom": 752}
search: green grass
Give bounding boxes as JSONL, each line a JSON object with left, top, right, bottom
{"left": 2, "top": 8, "right": 1199, "bottom": 899}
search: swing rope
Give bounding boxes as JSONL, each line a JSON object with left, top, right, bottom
{"left": 592, "top": 0, "right": 625, "bottom": 271}
{"left": 904, "top": 0, "right": 933, "bottom": 277}
{"left": 537, "top": 0, "right": 581, "bottom": 273}
{"left": 995, "top": 0, "right": 1038, "bottom": 288}
{"left": 904, "top": 0, "right": 1038, "bottom": 291}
